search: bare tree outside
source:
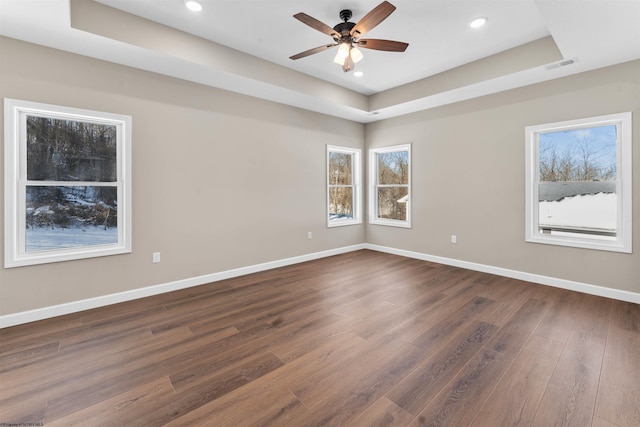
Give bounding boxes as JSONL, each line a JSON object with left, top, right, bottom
{"left": 526, "top": 113, "right": 631, "bottom": 252}
{"left": 376, "top": 150, "right": 409, "bottom": 221}
{"left": 25, "top": 115, "right": 119, "bottom": 251}
{"left": 536, "top": 124, "right": 618, "bottom": 238}
{"left": 328, "top": 151, "right": 354, "bottom": 219}
{"left": 539, "top": 126, "right": 616, "bottom": 182}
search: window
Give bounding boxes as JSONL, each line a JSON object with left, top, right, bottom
{"left": 369, "top": 144, "right": 411, "bottom": 227}
{"left": 525, "top": 112, "right": 632, "bottom": 253}
{"left": 327, "top": 145, "right": 361, "bottom": 227}
{"left": 4, "top": 98, "right": 132, "bottom": 267}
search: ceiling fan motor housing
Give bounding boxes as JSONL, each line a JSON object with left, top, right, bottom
{"left": 334, "top": 22, "right": 356, "bottom": 39}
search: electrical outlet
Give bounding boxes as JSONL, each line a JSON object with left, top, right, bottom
{"left": 451, "top": 235, "right": 457, "bottom": 244}
{"left": 152, "top": 252, "right": 161, "bottom": 263}
{"left": 307, "top": 231, "right": 313, "bottom": 240}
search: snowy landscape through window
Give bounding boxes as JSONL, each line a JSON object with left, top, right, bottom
{"left": 4, "top": 99, "right": 132, "bottom": 267}
{"left": 525, "top": 113, "right": 632, "bottom": 253}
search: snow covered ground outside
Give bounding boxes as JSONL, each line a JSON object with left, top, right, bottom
{"left": 26, "top": 226, "right": 117, "bottom": 252}
{"left": 538, "top": 192, "right": 616, "bottom": 239}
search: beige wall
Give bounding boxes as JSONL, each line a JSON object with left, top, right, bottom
{"left": 1, "top": 36, "right": 638, "bottom": 319}
{"left": 0, "top": 37, "right": 365, "bottom": 316}
{"left": 366, "top": 60, "right": 640, "bottom": 294}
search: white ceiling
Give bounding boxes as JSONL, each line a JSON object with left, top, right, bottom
{"left": 1, "top": 0, "right": 640, "bottom": 123}
{"left": 94, "top": 0, "right": 552, "bottom": 95}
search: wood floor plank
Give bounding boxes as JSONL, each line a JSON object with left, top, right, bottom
{"left": 290, "top": 340, "right": 424, "bottom": 425}
{"left": 349, "top": 396, "right": 415, "bottom": 427}
{"left": 0, "top": 330, "right": 192, "bottom": 418}
{"left": 232, "top": 291, "right": 330, "bottom": 331}
{"left": 290, "top": 330, "right": 421, "bottom": 409}
{"left": 572, "top": 294, "right": 612, "bottom": 339}
{"left": 79, "top": 301, "right": 167, "bottom": 327}
{"left": 609, "top": 299, "right": 640, "bottom": 334}
{"left": 0, "top": 250, "right": 634, "bottom": 426}
{"left": 381, "top": 265, "right": 446, "bottom": 306}
{"left": 165, "top": 382, "right": 306, "bottom": 427}
{"left": 592, "top": 416, "right": 624, "bottom": 427}
{"left": 410, "top": 296, "right": 494, "bottom": 350}
{"left": 410, "top": 347, "right": 509, "bottom": 427}
{"left": 42, "top": 339, "right": 267, "bottom": 420}
{"left": 1, "top": 325, "right": 194, "bottom": 396}
{"left": 532, "top": 330, "right": 606, "bottom": 427}
{"left": 387, "top": 320, "right": 499, "bottom": 415}
{"left": 184, "top": 290, "right": 299, "bottom": 334}
{"left": 188, "top": 330, "right": 368, "bottom": 425}
{"left": 347, "top": 291, "right": 446, "bottom": 341}
{"left": 169, "top": 346, "right": 283, "bottom": 392}
{"left": 533, "top": 288, "right": 582, "bottom": 343}
{"left": 0, "top": 340, "right": 60, "bottom": 372}
{"left": 167, "top": 314, "right": 340, "bottom": 392}
{"left": 379, "top": 280, "right": 486, "bottom": 345}
{"left": 409, "top": 298, "right": 548, "bottom": 427}
{"left": 0, "top": 315, "right": 83, "bottom": 352}
{"left": 471, "top": 334, "right": 564, "bottom": 426}
{"left": 593, "top": 326, "right": 640, "bottom": 427}
{"left": 0, "top": 392, "right": 47, "bottom": 426}
{"left": 134, "top": 352, "right": 285, "bottom": 425}
{"left": 46, "top": 377, "right": 175, "bottom": 427}
{"left": 475, "top": 278, "right": 537, "bottom": 326}
{"left": 267, "top": 314, "right": 351, "bottom": 363}
{"left": 58, "top": 325, "right": 153, "bottom": 354}
{"left": 261, "top": 331, "right": 369, "bottom": 393}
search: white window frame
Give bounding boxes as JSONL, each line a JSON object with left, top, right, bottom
{"left": 327, "top": 145, "right": 362, "bottom": 227}
{"left": 525, "top": 112, "right": 632, "bottom": 253}
{"left": 4, "top": 98, "right": 132, "bottom": 268}
{"left": 369, "top": 143, "right": 411, "bottom": 228}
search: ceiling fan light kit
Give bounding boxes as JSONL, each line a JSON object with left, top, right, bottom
{"left": 333, "top": 43, "right": 363, "bottom": 66}
{"left": 290, "top": 1, "right": 409, "bottom": 73}
{"left": 336, "top": 42, "right": 351, "bottom": 60}
{"left": 350, "top": 47, "right": 364, "bottom": 63}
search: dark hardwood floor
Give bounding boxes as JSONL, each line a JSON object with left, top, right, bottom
{"left": 1, "top": 250, "right": 638, "bottom": 426}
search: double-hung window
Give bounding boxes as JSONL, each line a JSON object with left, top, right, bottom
{"left": 525, "top": 112, "right": 632, "bottom": 253}
{"left": 4, "top": 99, "right": 132, "bottom": 267}
{"left": 327, "top": 145, "right": 362, "bottom": 227}
{"left": 369, "top": 144, "right": 411, "bottom": 228}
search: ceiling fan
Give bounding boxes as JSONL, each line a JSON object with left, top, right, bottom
{"left": 289, "top": 1, "right": 409, "bottom": 72}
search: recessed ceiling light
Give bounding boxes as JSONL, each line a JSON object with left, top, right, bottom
{"left": 184, "top": 0, "right": 203, "bottom": 12}
{"left": 353, "top": 71, "right": 364, "bottom": 77}
{"left": 469, "top": 17, "right": 487, "bottom": 28}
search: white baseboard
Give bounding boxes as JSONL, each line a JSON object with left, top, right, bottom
{"left": 0, "top": 244, "right": 365, "bottom": 329}
{"left": 364, "top": 244, "right": 640, "bottom": 304}
{"left": 1, "top": 242, "right": 637, "bottom": 328}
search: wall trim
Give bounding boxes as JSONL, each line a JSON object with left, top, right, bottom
{"left": 1, "top": 242, "right": 637, "bottom": 328}
{"left": 0, "top": 244, "right": 365, "bottom": 329}
{"left": 365, "top": 244, "right": 640, "bottom": 304}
